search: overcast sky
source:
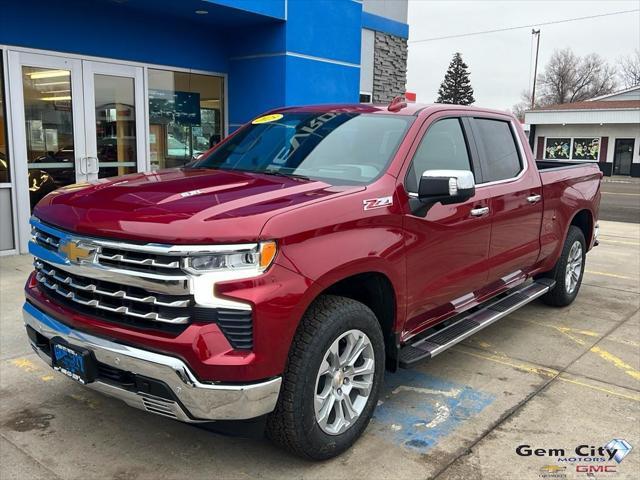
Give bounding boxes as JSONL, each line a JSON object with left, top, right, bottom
{"left": 406, "top": 0, "right": 640, "bottom": 110}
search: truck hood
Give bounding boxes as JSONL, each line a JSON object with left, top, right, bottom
{"left": 33, "top": 168, "right": 359, "bottom": 244}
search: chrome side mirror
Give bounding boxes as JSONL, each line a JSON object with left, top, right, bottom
{"left": 418, "top": 170, "right": 475, "bottom": 205}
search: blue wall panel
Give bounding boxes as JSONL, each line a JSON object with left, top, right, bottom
{"left": 361, "top": 11, "right": 409, "bottom": 39}
{"left": 224, "top": 23, "right": 286, "bottom": 58}
{"left": 228, "top": 56, "right": 286, "bottom": 127}
{"left": 285, "top": 0, "right": 362, "bottom": 65}
{"left": 205, "top": 0, "right": 286, "bottom": 20}
{"left": 0, "top": 0, "right": 229, "bottom": 72}
{"left": 285, "top": 55, "right": 360, "bottom": 105}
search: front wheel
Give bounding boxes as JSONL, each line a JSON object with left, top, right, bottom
{"left": 266, "top": 295, "right": 385, "bottom": 460}
{"left": 539, "top": 225, "right": 586, "bottom": 307}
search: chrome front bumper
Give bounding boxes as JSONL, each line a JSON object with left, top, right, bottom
{"left": 23, "top": 302, "right": 281, "bottom": 422}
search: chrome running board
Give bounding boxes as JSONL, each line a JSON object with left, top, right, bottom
{"left": 399, "top": 278, "right": 555, "bottom": 368}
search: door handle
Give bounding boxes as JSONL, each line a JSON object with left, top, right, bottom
{"left": 470, "top": 206, "right": 490, "bottom": 217}
{"left": 527, "top": 194, "right": 542, "bottom": 204}
{"left": 86, "top": 156, "right": 99, "bottom": 174}
{"left": 78, "top": 157, "right": 87, "bottom": 175}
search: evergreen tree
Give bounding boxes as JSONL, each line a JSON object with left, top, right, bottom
{"left": 436, "top": 53, "right": 475, "bottom": 105}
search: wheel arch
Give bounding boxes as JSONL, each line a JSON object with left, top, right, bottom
{"left": 569, "top": 208, "right": 594, "bottom": 248}
{"left": 306, "top": 268, "right": 402, "bottom": 371}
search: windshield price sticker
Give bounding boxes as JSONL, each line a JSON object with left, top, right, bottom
{"left": 252, "top": 113, "right": 283, "bottom": 124}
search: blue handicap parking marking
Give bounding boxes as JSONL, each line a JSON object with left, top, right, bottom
{"left": 372, "top": 369, "right": 495, "bottom": 452}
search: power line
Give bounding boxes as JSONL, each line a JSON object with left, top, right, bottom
{"left": 409, "top": 9, "right": 640, "bottom": 44}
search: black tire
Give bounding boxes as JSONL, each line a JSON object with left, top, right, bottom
{"left": 265, "top": 295, "right": 385, "bottom": 460}
{"left": 539, "top": 225, "right": 586, "bottom": 307}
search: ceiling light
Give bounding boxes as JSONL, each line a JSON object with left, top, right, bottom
{"left": 40, "top": 96, "right": 72, "bottom": 101}
{"left": 28, "top": 70, "right": 71, "bottom": 80}
{"left": 34, "top": 81, "right": 69, "bottom": 87}
{"left": 195, "top": 9, "right": 208, "bottom": 14}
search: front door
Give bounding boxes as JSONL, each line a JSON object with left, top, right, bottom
{"left": 8, "top": 52, "right": 145, "bottom": 250}
{"left": 402, "top": 115, "right": 492, "bottom": 339}
{"left": 613, "top": 139, "right": 634, "bottom": 176}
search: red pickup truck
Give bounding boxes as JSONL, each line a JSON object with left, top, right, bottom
{"left": 24, "top": 102, "right": 602, "bottom": 459}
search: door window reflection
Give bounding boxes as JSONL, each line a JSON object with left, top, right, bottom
{"left": 148, "top": 69, "right": 223, "bottom": 169}
{"left": 94, "top": 74, "right": 136, "bottom": 178}
{"left": 22, "top": 66, "right": 74, "bottom": 209}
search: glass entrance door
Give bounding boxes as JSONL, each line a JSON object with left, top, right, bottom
{"left": 8, "top": 52, "right": 145, "bottom": 251}
{"left": 613, "top": 139, "right": 634, "bottom": 176}
{"left": 8, "top": 51, "right": 86, "bottom": 250}
{"left": 82, "top": 62, "right": 145, "bottom": 181}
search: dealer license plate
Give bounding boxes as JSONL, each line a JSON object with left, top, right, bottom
{"left": 51, "top": 339, "right": 97, "bottom": 385}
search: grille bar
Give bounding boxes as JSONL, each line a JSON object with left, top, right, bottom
{"left": 98, "top": 252, "right": 181, "bottom": 269}
{"left": 33, "top": 230, "right": 60, "bottom": 249}
{"left": 34, "top": 261, "right": 189, "bottom": 308}
{"left": 35, "top": 269, "right": 190, "bottom": 324}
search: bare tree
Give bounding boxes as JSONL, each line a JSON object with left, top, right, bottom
{"left": 618, "top": 49, "right": 640, "bottom": 88}
{"left": 511, "top": 90, "right": 538, "bottom": 121}
{"left": 537, "top": 48, "right": 617, "bottom": 105}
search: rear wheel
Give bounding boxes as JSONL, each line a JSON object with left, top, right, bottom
{"left": 266, "top": 295, "right": 385, "bottom": 460}
{"left": 540, "top": 225, "right": 586, "bottom": 307}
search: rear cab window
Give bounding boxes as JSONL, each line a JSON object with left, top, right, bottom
{"left": 471, "top": 118, "right": 523, "bottom": 183}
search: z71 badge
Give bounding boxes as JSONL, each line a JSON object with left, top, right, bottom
{"left": 363, "top": 196, "right": 393, "bottom": 211}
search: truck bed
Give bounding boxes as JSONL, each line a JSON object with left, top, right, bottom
{"left": 536, "top": 160, "right": 599, "bottom": 172}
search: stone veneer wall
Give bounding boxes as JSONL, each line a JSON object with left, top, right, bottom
{"left": 372, "top": 31, "right": 408, "bottom": 103}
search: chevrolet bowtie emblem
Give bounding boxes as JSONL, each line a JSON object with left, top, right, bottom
{"left": 59, "top": 240, "right": 94, "bottom": 263}
{"left": 540, "top": 465, "right": 566, "bottom": 473}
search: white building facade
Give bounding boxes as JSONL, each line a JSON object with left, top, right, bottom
{"left": 525, "top": 86, "right": 640, "bottom": 177}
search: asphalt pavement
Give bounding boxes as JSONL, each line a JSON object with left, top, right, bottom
{"left": 1, "top": 220, "right": 639, "bottom": 480}
{"left": 600, "top": 176, "right": 640, "bottom": 224}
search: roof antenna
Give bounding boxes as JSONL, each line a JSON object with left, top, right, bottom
{"left": 387, "top": 95, "right": 407, "bottom": 112}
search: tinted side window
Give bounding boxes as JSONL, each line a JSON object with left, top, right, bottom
{"left": 473, "top": 119, "right": 522, "bottom": 182}
{"left": 406, "top": 118, "right": 472, "bottom": 192}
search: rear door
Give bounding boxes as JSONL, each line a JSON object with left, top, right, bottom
{"left": 470, "top": 116, "right": 543, "bottom": 287}
{"left": 401, "top": 114, "right": 493, "bottom": 339}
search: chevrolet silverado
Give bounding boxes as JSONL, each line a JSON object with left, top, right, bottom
{"left": 24, "top": 101, "right": 602, "bottom": 459}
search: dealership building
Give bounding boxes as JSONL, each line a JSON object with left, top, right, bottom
{"left": 0, "top": 0, "right": 409, "bottom": 255}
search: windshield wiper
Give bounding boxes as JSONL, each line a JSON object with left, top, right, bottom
{"left": 260, "top": 170, "right": 311, "bottom": 181}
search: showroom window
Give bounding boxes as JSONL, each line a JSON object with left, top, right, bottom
{"left": 147, "top": 69, "right": 224, "bottom": 169}
{"left": 544, "top": 137, "right": 600, "bottom": 161}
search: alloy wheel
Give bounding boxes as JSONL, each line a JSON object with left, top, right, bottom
{"left": 314, "top": 329, "right": 375, "bottom": 435}
{"left": 565, "top": 240, "right": 583, "bottom": 294}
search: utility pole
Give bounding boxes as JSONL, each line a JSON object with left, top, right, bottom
{"left": 530, "top": 29, "right": 541, "bottom": 109}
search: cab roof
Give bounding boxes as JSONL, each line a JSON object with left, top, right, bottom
{"left": 273, "top": 103, "right": 515, "bottom": 118}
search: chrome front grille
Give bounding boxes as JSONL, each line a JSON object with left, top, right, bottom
{"left": 29, "top": 218, "right": 255, "bottom": 349}
{"left": 35, "top": 261, "right": 192, "bottom": 324}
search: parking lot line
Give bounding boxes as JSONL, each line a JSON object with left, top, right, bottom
{"left": 585, "top": 270, "right": 636, "bottom": 280}
{"left": 515, "top": 318, "right": 640, "bottom": 348}
{"left": 601, "top": 192, "right": 640, "bottom": 196}
{"left": 454, "top": 346, "right": 640, "bottom": 403}
{"left": 544, "top": 323, "right": 640, "bottom": 381}
{"left": 599, "top": 239, "right": 640, "bottom": 246}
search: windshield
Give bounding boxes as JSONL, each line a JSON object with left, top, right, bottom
{"left": 190, "top": 112, "right": 414, "bottom": 184}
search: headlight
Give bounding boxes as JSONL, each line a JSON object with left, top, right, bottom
{"left": 185, "top": 241, "right": 277, "bottom": 274}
